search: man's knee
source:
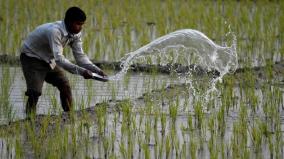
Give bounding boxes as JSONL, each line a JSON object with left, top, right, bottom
{"left": 25, "top": 89, "right": 41, "bottom": 98}
{"left": 57, "top": 81, "right": 71, "bottom": 93}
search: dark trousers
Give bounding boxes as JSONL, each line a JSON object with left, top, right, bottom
{"left": 20, "top": 53, "right": 72, "bottom": 116}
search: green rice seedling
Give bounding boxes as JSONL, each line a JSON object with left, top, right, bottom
{"left": 78, "top": 95, "right": 88, "bottom": 110}
{"left": 119, "top": 141, "right": 127, "bottom": 159}
{"left": 110, "top": 131, "right": 116, "bottom": 154}
{"left": 0, "top": 66, "right": 15, "bottom": 123}
{"left": 250, "top": 89, "right": 259, "bottom": 113}
{"left": 61, "top": 126, "right": 69, "bottom": 157}
{"left": 39, "top": 115, "right": 51, "bottom": 142}
{"left": 221, "top": 142, "right": 225, "bottom": 159}
{"left": 129, "top": 115, "right": 137, "bottom": 135}
{"left": 142, "top": 142, "right": 150, "bottom": 159}
{"left": 154, "top": 137, "right": 159, "bottom": 159}
{"left": 187, "top": 113, "right": 194, "bottom": 133}
{"left": 71, "top": 124, "right": 79, "bottom": 157}
{"left": 169, "top": 126, "right": 177, "bottom": 152}
{"left": 123, "top": 73, "right": 131, "bottom": 90}
{"left": 95, "top": 102, "right": 108, "bottom": 136}
{"left": 173, "top": 135, "right": 180, "bottom": 158}
{"left": 103, "top": 136, "right": 110, "bottom": 159}
{"left": 160, "top": 112, "right": 167, "bottom": 136}
{"left": 274, "top": 115, "right": 282, "bottom": 158}
{"left": 113, "top": 111, "right": 119, "bottom": 131}
{"left": 242, "top": 146, "right": 250, "bottom": 159}
{"left": 217, "top": 105, "right": 226, "bottom": 137}
{"left": 209, "top": 138, "right": 218, "bottom": 159}
{"left": 238, "top": 104, "right": 249, "bottom": 146}
{"left": 258, "top": 120, "right": 269, "bottom": 139}
{"left": 169, "top": 99, "right": 178, "bottom": 128}
{"left": 1, "top": 137, "right": 13, "bottom": 158}
{"left": 230, "top": 101, "right": 250, "bottom": 158}
{"left": 78, "top": 119, "right": 92, "bottom": 152}
{"left": 127, "top": 131, "right": 135, "bottom": 159}
{"left": 268, "top": 135, "right": 274, "bottom": 159}
{"left": 85, "top": 79, "right": 94, "bottom": 107}
{"left": 221, "top": 78, "right": 235, "bottom": 112}
{"left": 264, "top": 88, "right": 279, "bottom": 132}
{"left": 119, "top": 99, "right": 132, "bottom": 127}
{"left": 145, "top": 118, "right": 152, "bottom": 144}
{"left": 189, "top": 137, "right": 197, "bottom": 159}
{"left": 231, "top": 123, "right": 241, "bottom": 158}
{"left": 194, "top": 100, "right": 203, "bottom": 129}
{"left": 45, "top": 126, "right": 66, "bottom": 158}
{"left": 120, "top": 120, "right": 127, "bottom": 140}
{"left": 208, "top": 114, "right": 215, "bottom": 136}
{"left": 144, "top": 94, "right": 154, "bottom": 115}
{"left": 153, "top": 113, "right": 159, "bottom": 156}
{"left": 49, "top": 93, "right": 59, "bottom": 113}
{"left": 137, "top": 108, "right": 144, "bottom": 133}
{"left": 165, "top": 135, "right": 171, "bottom": 159}
{"left": 153, "top": 110, "right": 159, "bottom": 133}
{"left": 262, "top": 88, "right": 271, "bottom": 121}
{"left": 94, "top": 38, "right": 101, "bottom": 60}
{"left": 158, "top": 135, "right": 165, "bottom": 159}
{"left": 251, "top": 120, "right": 262, "bottom": 152}
{"left": 15, "top": 136, "right": 24, "bottom": 159}
{"left": 110, "top": 83, "right": 117, "bottom": 101}
{"left": 25, "top": 119, "right": 41, "bottom": 158}
{"left": 250, "top": 120, "right": 262, "bottom": 153}
{"left": 182, "top": 93, "right": 189, "bottom": 112}
{"left": 274, "top": 87, "right": 283, "bottom": 110}
{"left": 137, "top": 131, "right": 143, "bottom": 155}
{"left": 180, "top": 141, "right": 187, "bottom": 159}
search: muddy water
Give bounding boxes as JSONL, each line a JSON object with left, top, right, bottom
{"left": 0, "top": 66, "right": 185, "bottom": 123}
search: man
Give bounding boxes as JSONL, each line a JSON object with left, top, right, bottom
{"left": 20, "top": 7, "right": 107, "bottom": 117}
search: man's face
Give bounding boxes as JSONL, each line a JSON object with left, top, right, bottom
{"left": 69, "top": 21, "right": 85, "bottom": 34}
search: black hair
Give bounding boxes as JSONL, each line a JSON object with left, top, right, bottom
{"left": 64, "top": 7, "right": 86, "bottom": 23}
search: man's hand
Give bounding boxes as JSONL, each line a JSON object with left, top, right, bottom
{"left": 82, "top": 70, "right": 93, "bottom": 79}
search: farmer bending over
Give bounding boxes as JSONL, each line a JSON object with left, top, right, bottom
{"left": 20, "top": 7, "right": 107, "bottom": 117}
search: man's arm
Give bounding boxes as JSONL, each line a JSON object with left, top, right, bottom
{"left": 48, "top": 29, "right": 87, "bottom": 75}
{"left": 70, "top": 35, "right": 106, "bottom": 75}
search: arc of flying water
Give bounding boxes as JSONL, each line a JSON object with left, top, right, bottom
{"left": 108, "top": 29, "right": 238, "bottom": 81}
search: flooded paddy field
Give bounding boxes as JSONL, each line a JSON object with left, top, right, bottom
{"left": 0, "top": 66, "right": 185, "bottom": 122}
{"left": 0, "top": 63, "right": 283, "bottom": 159}
{"left": 1, "top": 0, "right": 284, "bottom": 158}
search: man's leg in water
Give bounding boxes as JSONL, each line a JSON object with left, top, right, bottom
{"left": 20, "top": 53, "right": 48, "bottom": 117}
{"left": 45, "top": 66, "right": 73, "bottom": 112}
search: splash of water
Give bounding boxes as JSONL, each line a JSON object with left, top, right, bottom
{"left": 108, "top": 29, "right": 238, "bottom": 97}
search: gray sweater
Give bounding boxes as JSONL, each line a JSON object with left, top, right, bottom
{"left": 20, "top": 21, "right": 101, "bottom": 75}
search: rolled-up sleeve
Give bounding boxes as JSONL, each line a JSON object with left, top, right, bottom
{"left": 70, "top": 35, "right": 102, "bottom": 73}
{"left": 48, "top": 29, "right": 86, "bottom": 75}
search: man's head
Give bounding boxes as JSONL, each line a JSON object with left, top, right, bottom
{"left": 64, "top": 7, "right": 86, "bottom": 34}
